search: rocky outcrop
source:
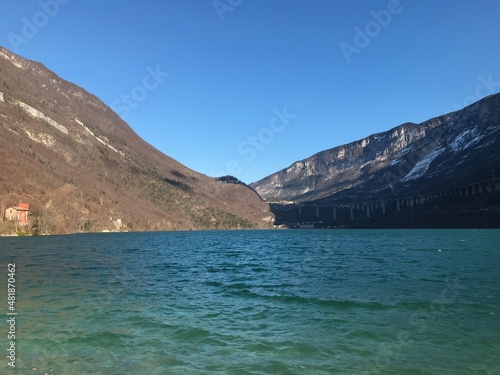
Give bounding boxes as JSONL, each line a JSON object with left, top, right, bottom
{"left": 251, "top": 94, "right": 500, "bottom": 204}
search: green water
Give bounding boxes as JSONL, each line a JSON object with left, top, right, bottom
{"left": 0, "top": 229, "right": 499, "bottom": 374}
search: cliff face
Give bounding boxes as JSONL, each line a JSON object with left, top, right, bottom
{"left": 251, "top": 94, "right": 500, "bottom": 204}
{"left": 0, "top": 47, "right": 273, "bottom": 233}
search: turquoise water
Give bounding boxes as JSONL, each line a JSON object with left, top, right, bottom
{"left": 0, "top": 229, "right": 499, "bottom": 374}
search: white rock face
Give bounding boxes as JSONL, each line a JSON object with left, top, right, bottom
{"left": 0, "top": 92, "right": 4, "bottom": 102}
{"left": 15, "top": 100, "right": 68, "bottom": 135}
{"left": 75, "top": 118, "right": 125, "bottom": 156}
{"left": 22, "top": 129, "right": 56, "bottom": 148}
{"left": 0, "top": 49, "right": 25, "bottom": 69}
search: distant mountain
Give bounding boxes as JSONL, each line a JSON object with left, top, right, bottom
{"left": 0, "top": 47, "right": 273, "bottom": 234}
{"left": 251, "top": 94, "right": 500, "bottom": 205}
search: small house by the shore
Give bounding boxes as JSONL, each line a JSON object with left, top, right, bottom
{"left": 4, "top": 202, "right": 30, "bottom": 226}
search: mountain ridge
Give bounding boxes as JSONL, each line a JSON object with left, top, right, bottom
{"left": 251, "top": 93, "right": 500, "bottom": 204}
{"left": 0, "top": 47, "right": 273, "bottom": 234}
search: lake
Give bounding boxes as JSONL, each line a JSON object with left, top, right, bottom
{"left": 0, "top": 229, "right": 499, "bottom": 374}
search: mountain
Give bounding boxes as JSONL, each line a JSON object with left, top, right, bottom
{"left": 0, "top": 47, "right": 273, "bottom": 234}
{"left": 251, "top": 94, "right": 500, "bottom": 204}
{"left": 251, "top": 94, "right": 500, "bottom": 228}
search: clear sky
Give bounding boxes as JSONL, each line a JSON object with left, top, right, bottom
{"left": 1, "top": 0, "right": 500, "bottom": 183}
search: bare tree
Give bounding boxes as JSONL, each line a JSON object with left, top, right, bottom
{"left": 30, "top": 210, "right": 55, "bottom": 235}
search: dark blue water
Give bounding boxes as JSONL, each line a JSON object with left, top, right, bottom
{"left": 0, "top": 229, "right": 499, "bottom": 374}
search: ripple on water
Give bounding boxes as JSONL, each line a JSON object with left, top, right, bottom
{"left": 1, "top": 229, "right": 499, "bottom": 374}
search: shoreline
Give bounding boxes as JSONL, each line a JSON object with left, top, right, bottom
{"left": 1, "top": 226, "right": 499, "bottom": 239}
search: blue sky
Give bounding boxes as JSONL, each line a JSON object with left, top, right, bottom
{"left": 1, "top": 0, "right": 500, "bottom": 183}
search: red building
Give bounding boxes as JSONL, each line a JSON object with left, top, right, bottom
{"left": 4, "top": 202, "right": 30, "bottom": 226}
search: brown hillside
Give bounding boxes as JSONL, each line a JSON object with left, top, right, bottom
{"left": 0, "top": 47, "right": 273, "bottom": 234}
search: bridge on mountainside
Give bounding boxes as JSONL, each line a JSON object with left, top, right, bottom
{"left": 270, "top": 178, "right": 500, "bottom": 228}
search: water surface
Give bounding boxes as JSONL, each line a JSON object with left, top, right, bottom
{"left": 0, "top": 229, "right": 499, "bottom": 374}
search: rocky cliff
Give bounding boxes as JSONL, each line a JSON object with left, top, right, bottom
{"left": 251, "top": 94, "right": 500, "bottom": 204}
{"left": 0, "top": 47, "right": 273, "bottom": 234}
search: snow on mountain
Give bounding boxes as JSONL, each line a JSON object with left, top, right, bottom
{"left": 251, "top": 94, "right": 500, "bottom": 203}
